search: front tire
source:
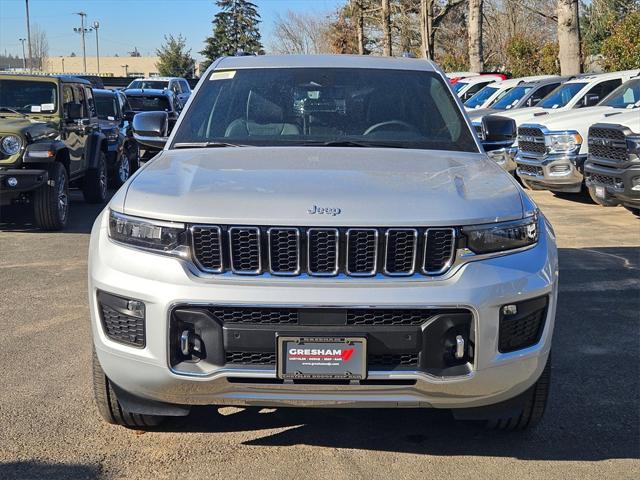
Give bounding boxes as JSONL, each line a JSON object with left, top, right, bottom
{"left": 33, "top": 162, "right": 69, "bottom": 231}
{"left": 82, "top": 151, "right": 108, "bottom": 204}
{"left": 111, "top": 152, "right": 130, "bottom": 188}
{"left": 92, "top": 350, "right": 165, "bottom": 428}
{"left": 624, "top": 206, "right": 640, "bottom": 217}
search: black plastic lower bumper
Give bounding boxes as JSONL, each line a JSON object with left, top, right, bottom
{"left": 584, "top": 162, "right": 640, "bottom": 207}
{"left": 0, "top": 168, "right": 48, "bottom": 193}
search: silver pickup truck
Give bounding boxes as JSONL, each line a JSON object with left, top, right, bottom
{"left": 88, "top": 55, "right": 558, "bottom": 431}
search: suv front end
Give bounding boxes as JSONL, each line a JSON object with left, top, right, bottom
{"left": 515, "top": 124, "right": 584, "bottom": 192}
{"left": 88, "top": 56, "right": 558, "bottom": 431}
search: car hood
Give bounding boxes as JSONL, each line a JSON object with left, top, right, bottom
{"left": 119, "top": 147, "right": 524, "bottom": 226}
{"left": 0, "top": 115, "right": 58, "bottom": 137}
{"left": 98, "top": 118, "right": 118, "bottom": 130}
{"left": 467, "top": 108, "right": 499, "bottom": 121}
{"left": 594, "top": 110, "right": 640, "bottom": 131}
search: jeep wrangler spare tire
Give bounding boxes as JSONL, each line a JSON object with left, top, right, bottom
{"left": 33, "top": 162, "right": 69, "bottom": 231}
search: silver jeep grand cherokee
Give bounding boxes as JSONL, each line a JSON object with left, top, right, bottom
{"left": 89, "top": 55, "right": 558, "bottom": 431}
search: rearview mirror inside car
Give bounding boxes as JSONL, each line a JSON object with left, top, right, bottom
{"left": 481, "top": 115, "right": 516, "bottom": 152}
{"left": 583, "top": 94, "right": 600, "bottom": 107}
{"left": 132, "top": 111, "right": 169, "bottom": 149}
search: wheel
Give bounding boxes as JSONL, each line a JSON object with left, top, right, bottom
{"left": 33, "top": 162, "right": 69, "bottom": 231}
{"left": 485, "top": 354, "right": 551, "bottom": 431}
{"left": 127, "top": 142, "right": 141, "bottom": 175}
{"left": 82, "top": 151, "right": 108, "bottom": 204}
{"left": 111, "top": 152, "right": 130, "bottom": 188}
{"left": 92, "top": 350, "right": 165, "bottom": 428}
{"left": 624, "top": 206, "right": 640, "bottom": 217}
{"left": 587, "top": 186, "right": 619, "bottom": 206}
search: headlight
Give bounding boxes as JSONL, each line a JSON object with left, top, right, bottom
{"left": 545, "top": 132, "right": 582, "bottom": 154}
{"left": 462, "top": 215, "right": 539, "bottom": 254}
{"left": 106, "top": 128, "right": 119, "bottom": 142}
{"left": 1, "top": 135, "right": 22, "bottom": 155}
{"left": 108, "top": 210, "right": 188, "bottom": 254}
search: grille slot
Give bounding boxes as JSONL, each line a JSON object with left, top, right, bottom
{"left": 588, "top": 126, "right": 628, "bottom": 163}
{"left": 423, "top": 229, "right": 455, "bottom": 274}
{"left": 307, "top": 228, "right": 339, "bottom": 276}
{"left": 518, "top": 164, "right": 543, "bottom": 176}
{"left": 346, "top": 309, "right": 439, "bottom": 326}
{"left": 191, "top": 226, "right": 223, "bottom": 272}
{"left": 518, "top": 126, "right": 546, "bottom": 155}
{"left": 384, "top": 229, "right": 417, "bottom": 275}
{"left": 586, "top": 172, "right": 618, "bottom": 187}
{"left": 210, "top": 307, "right": 299, "bottom": 324}
{"left": 268, "top": 228, "right": 300, "bottom": 275}
{"left": 369, "top": 353, "right": 419, "bottom": 368}
{"left": 99, "top": 304, "right": 145, "bottom": 348}
{"left": 346, "top": 229, "right": 378, "bottom": 276}
{"left": 229, "top": 227, "right": 261, "bottom": 274}
{"left": 499, "top": 309, "right": 546, "bottom": 353}
{"left": 226, "top": 351, "right": 276, "bottom": 365}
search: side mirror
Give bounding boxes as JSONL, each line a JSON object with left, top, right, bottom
{"left": 583, "top": 93, "right": 600, "bottom": 107}
{"left": 481, "top": 115, "right": 516, "bottom": 152}
{"left": 65, "top": 103, "right": 82, "bottom": 121}
{"left": 123, "top": 110, "right": 135, "bottom": 122}
{"left": 132, "top": 111, "right": 169, "bottom": 149}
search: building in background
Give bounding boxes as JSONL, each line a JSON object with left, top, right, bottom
{"left": 42, "top": 56, "right": 160, "bottom": 77}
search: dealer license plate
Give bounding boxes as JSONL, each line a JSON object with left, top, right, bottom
{"left": 277, "top": 336, "right": 367, "bottom": 380}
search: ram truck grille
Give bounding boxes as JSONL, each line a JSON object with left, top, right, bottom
{"left": 588, "top": 126, "right": 628, "bottom": 163}
{"left": 518, "top": 127, "right": 546, "bottom": 155}
{"left": 190, "top": 225, "right": 456, "bottom": 277}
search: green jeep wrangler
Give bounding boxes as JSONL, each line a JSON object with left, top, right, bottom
{"left": 0, "top": 74, "right": 109, "bottom": 230}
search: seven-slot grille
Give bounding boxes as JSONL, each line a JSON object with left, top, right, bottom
{"left": 588, "top": 126, "right": 628, "bottom": 163}
{"left": 518, "top": 126, "right": 546, "bottom": 155}
{"left": 190, "top": 226, "right": 456, "bottom": 277}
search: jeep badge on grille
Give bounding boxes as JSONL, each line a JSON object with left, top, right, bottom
{"left": 307, "top": 205, "right": 342, "bottom": 216}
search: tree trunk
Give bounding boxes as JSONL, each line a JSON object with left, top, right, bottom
{"left": 420, "top": 0, "right": 435, "bottom": 59}
{"left": 557, "top": 0, "right": 581, "bottom": 75}
{"left": 382, "top": 0, "right": 392, "bottom": 56}
{"left": 468, "top": 0, "right": 484, "bottom": 72}
{"left": 356, "top": 1, "right": 365, "bottom": 55}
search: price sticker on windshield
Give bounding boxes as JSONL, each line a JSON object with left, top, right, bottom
{"left": 211, "top": 71, "right": 236, "bottom": 81}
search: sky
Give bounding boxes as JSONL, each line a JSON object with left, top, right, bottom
{"left": 0, "top": 0, "right": 343, "bottom": 60}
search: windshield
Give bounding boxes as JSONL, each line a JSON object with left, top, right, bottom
{"left": 127, "top": 80, "right": 169, "bottom": 90}
{"left": 464, "top": 85, "right": 499, "bottom": 108}
{"left": 127, "top": 95, "right": 171, "bottom": 112}
{"left": 0, "top": 79, "right": 57, "bottom": 114}
{"left": 491, "top": 86, "right": 532, "bottom": 110}
{"left": 600, "top": 78, "right": 640, "bottom": 108}
{"left": 452, "top": 81, "right": 467, "bottom": 93}
{"left": 171, "top": 68, "right": 477, "bottom": 152}
{"left": 539, "top": 82, "right": 586, "bottom": 109}
{"left": 95, "top": 95, "right": 118, "bottom": 120}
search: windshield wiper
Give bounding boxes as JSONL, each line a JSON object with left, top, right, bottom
{"left": 301, "top": 140, "right": 410, "bottom": 149}
{"left": 173, "top": 141, "right": 247, "bottom": 149}
{"left": 0, "top": 107, "right": 27, "bottom": 118}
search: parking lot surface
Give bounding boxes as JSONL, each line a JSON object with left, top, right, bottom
{"left": 0, "top": 190, "right": 638, "bottom": 480}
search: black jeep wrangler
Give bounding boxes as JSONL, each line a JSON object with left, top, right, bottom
{"left": 0, "top": 74, "right": 109, "bottom": 230}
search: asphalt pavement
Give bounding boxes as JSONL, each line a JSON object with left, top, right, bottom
{"left": 0, "top": 189, "right": 638, "bottom": 480}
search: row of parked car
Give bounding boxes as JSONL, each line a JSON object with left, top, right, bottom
{"left": 449, "top": 70, "right": 640, "bottom": 216}
{"left": 0, "top": 73, "right": 191, "bottom": 229}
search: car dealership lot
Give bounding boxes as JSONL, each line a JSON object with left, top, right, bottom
{"left": 0, "top": 191, "right": 638, "bottom": 480}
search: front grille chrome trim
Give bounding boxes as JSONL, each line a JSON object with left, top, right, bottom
{"left": 189, "top": 225, "right": 224, "bottom": 273}
{"left": 267, "top": 227, "right": 301, "bottom": 276}
{"left": 422, "top": 228, "right": 456, "bottom": 275}
{"left": 345, "top": 228, "right": 378, "bottom": 277}
{"left": 307, "top": 228, "right": 339, "bottom": 277}
{"left": 383, "top": 228, "right": 418, "bottom": 276}
{"left": 228, "top": 226, "right": 262, "bottom": 275}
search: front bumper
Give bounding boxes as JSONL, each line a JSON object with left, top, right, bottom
{"left": 89, "top": 210, "right": 558, "bottom": 409}
{"left": 487, "top": 147, "right": 517, "bottom": 174}
{"left": 0, "top": 168, "right": 48, "bottom": 193}
{"left": 516, "top": 151, "right": 586, "bottom": 193}
{"left": 584, "top": 161, "right": 640, "bottom": 208}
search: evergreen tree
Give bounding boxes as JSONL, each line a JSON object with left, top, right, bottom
{"left": 201, "top": 0, "right": 263, "bottom": 69}
{"left": 156, "top": 35, "right": 196, "bottom": 78}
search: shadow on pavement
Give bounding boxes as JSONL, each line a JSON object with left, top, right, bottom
{"left": 161, "top": 246, "right": 639, "bottom": 462}
{"left": 0, "top": 461, "right": 105, "bottom": 480}
{"left": 0, "top": 191, "right": 110, "bottom": 234}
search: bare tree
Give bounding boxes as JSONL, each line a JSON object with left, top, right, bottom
{"left": 351, "top": 0, "right": 367, "bottom": 55}
{"left": 30, "top": 24, "right": 48, "bottom": 71}
{"left": 270, "top": 11, "right": 332, "bottom": 54}
{"left": 419, "top": 0, "right": 465, "bottom": 59}
{"left": 557, "top": 0, "right": 581, "bottom": 74}
{"left": 382, "top": 0, "right": 392, "bottom": 55}
{"left": 468, "top": 0, "right": 483, "bottom": 71}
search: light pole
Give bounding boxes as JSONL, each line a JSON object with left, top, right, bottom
{"left": 19, "top": 38, "right": 27, "bottom": 69}
{"left": 73, "top": 11, "right": 88, "bottom": 72}
{"left": 93, "top": 21, "right": 100, "bottom": 75}
{"left": 121, "top": 64, "right": 129, "bottom": 77}
{"left": 25, "top": 0, "right": 33, "bottom": 70}
{"left": 61, "top": 56, "right": 65, "bottom": 73}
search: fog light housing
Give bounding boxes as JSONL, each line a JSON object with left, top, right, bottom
{"left": 97, "top": 290, "right": 146, "bottom": 348}
{"left": 631, "top": 177, "right": 640, "bottom": 192}
{"left": 6, "top": 176, "right": 18, "bottom": 188}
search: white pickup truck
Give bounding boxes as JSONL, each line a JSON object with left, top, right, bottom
{"left": 515, "top": 77, "right": 640, "bottom": 193}
{"left": 584, "top": 110, "right": 640, "bottom": 215}
{"left": 464, "top": 75, "right": 556, "bottom": 111}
